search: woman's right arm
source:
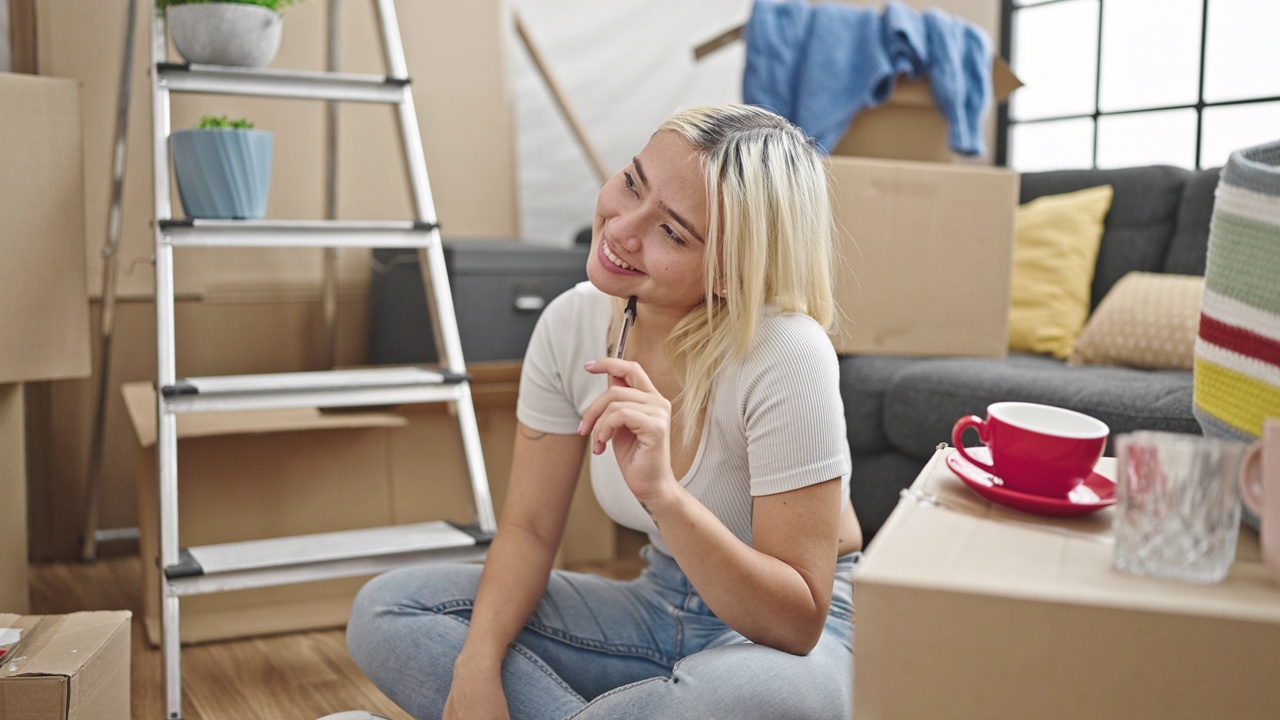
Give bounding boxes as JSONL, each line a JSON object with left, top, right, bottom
{"left": 445, "top": 422, "right": 588, "bottom": 718}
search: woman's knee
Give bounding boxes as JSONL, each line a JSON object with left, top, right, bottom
{"left": 346, "top": 563, "right": 482, "bottom": 667}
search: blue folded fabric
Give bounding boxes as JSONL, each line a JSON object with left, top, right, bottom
{"left": 742, "top": 0, "right": 993, "bottom": 157}
{"left": 744, "top": 0, "right": 890, "bottom": 152}
{"left": 924, "top": 8, "right": 992, "bottom": 156}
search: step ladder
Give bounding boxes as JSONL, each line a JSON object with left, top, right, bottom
{"left": 146, "top": 3, "right": 497, "bottom": 718}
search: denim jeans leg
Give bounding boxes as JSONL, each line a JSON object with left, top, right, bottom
{"left": 347, "top": 563, "right": 588, "bottom": 720}
{"left": 563, "top": 558, "right": 856, "bottom": 720}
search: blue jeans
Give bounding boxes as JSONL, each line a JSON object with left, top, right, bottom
{"left": 347, "top": 546, "right": 857, "bottom": 720}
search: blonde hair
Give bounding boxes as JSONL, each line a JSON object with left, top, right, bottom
{"left": 656, "top": 104, "right": 836, "bottom": 447}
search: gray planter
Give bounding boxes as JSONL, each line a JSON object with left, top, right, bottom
{"left": 171, "top": 128, "right": 273, "bottom": 219}
{"left": 167, "top": 3, "right": 283, "bottom": 68}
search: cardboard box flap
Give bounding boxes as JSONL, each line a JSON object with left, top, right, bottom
{"left": 120, "top": 381, "right": 409, "bottom": 448}
{"left": 991, "top": 56, "right": 1022, "bottom": 103}
{"left": 861, "top": 451, "right": 1280, "bottom": 624}
{"left": 0, "top": 612, "right": 128, "bottom": 678}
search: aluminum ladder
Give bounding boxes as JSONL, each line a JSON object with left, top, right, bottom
{"left": 146, "top": 3, "right": 497, "bottom": 718}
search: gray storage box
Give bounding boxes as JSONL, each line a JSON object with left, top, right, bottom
{"left": 371, "top": 240, "right": 590, "bottom": 364}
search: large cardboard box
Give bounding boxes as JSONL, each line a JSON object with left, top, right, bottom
{"left": 0, "top": 611, "right": 131, "bottom": 720}
{"left": 124, "top": 363, "right": 614, "bottom": 644}
{"left": 828, "top": 157, "right": 1019, "bottom": 356}
{"left": 0, "top": 73, "right": 91, "bottom": 384}
{"left": 855, "top": 450, "right": 1280, "bottom": 719}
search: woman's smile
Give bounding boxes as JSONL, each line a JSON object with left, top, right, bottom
{"left": 599, "top": 235, "right": 643, "bottom": 274}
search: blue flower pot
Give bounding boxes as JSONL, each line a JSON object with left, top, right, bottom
{"left": 171, "top": 128, "right": 273, "bottom": 219}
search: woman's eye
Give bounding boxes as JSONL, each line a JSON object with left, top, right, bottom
{"left": 623, "top": 171, "right": 637, "bottom": 193}
{"left": 662, "top": 225, "right": 686, "bottom": 246}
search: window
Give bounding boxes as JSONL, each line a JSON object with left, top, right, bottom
{"left": 999, "top": 0, "right": 1280, "bottom": 171}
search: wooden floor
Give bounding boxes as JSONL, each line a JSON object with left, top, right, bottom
{"left": 29, "top": 554, "right": 645, "bottom": 720}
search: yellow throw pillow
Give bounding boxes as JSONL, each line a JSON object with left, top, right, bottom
{"left": 1068, "top": 272, "right": 1203, "bottom": 370}
{"left": 1007, "top": 185, "right": 1114, "bottom": 358}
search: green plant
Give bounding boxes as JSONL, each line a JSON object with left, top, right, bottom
{"left": 157, "top": 0, "right": 303, "bottom": 13}
{"left": 194, "top": 115, "right": 256, "bottom": 130}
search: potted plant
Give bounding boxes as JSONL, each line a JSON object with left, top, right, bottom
{"left": 171, "top": 115, "right": 273, "bottom": 220}
{"left": 159, "top": 0, "right": 303, "bottom": 68}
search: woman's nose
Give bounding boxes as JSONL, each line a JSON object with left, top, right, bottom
{"left": 610, "top": 214, "right": 644, "bottom": 251}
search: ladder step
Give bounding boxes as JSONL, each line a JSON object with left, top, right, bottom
{"left": 161, "top": 367, "right": 469, "bottom": 413}
{"left": 159, "top": 218, "right": 438, "bottom": 248}
{"left": 157, "top": 62, "right": 409, "bottom": 103}
{"left": 164, "top": 521, "right": 492, "bottom": 596}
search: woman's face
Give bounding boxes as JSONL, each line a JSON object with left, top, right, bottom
{"left": 587, "top": 131, "right": 710, "bottom": 314}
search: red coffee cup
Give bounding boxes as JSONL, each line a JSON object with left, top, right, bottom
{"left": 951, "top": 402, "right": 1110, "bottom": 497}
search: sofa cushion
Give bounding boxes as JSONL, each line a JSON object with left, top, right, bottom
{"left": 1008, "top": 185, "right": 1113, "bottom": 358}
{"left": 838, "top": 355, "right": 930, "bottom": 454}
{"left": 1021, "top": 166, "right": 1189, "bottom": 309}
{"left": 1163, "top": 167, "right": 1221, "bottom": 276}
{"left": 1069, "top": 272, "right": 1204, "bottom": 370}
{"left": 881, "top": 353, "right": 1199, "bottom": 457}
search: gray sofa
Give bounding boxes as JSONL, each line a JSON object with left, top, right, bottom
{"left": 841, "top": 164, "right": 1223, "bottom": 542}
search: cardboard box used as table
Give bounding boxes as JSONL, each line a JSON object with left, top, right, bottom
{"left": 855, "top": 449, "right": 1280, "bottom": 719}
{"left": 124, "top": 362, "right": 614, "bottom": 645}
{"left": 0, "top": 611, "right": 131, "bottom": 720}
{"left": 828, "top": 157, "right": 1019, "bottom": 357}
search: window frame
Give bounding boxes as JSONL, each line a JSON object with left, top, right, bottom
{"left": 996, "top": 0, "right": 1280, "bottom": 170}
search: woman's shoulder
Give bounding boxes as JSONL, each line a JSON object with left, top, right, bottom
{"left": 750, "top": 311, "right": 837, "bottom": 363}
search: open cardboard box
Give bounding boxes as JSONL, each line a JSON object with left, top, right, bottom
{"left": 0, "top": 611, "right": 131, "bottom": 720}
{"left": 854, "top": 449, "right": 1280, "bottom": 719}
{"left": 834, "top": 56, "right": 1022, "bottom": 163}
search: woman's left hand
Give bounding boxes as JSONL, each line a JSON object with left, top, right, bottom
{"left": 579, "top": 358, "right": 677, "bottom": 505}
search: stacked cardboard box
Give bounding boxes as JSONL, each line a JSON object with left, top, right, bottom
{"left": 0, "top": 73, "right": 93, "bottom": 613}
{"left": 827, "top": 59, "right": 1023, "bottom": 357}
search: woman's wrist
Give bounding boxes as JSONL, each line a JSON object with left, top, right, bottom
{"left": 636, "top": 479, "right": 686, "bottom": 522}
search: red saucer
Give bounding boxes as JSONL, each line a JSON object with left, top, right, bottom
{"left": 945, "top": 448, "right": 1116, "bottom": 518}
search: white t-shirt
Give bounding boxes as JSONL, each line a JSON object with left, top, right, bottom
{"left": 516, "top": 281, "right": 852, "bottom": 556}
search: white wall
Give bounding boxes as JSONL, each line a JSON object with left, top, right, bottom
{"left": 508, "top": 0, "right": 1001, "bottom": 247}
{"left": 509, "top": 0, "right": 752, "bottom": 246}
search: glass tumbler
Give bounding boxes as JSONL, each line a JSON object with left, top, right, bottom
{"left": 1113, "top": 431, "right": 1249, "bottom": 583}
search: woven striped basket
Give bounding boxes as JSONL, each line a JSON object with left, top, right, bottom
{"left": 1194, "top": 140, "right": 1280, "bottom": 526}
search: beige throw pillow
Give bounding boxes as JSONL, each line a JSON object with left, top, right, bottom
{"left": 1068, "top": 272, "right": 1204, "bottom": 370}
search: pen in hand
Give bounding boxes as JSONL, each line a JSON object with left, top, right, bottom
{"left": 611, "top": 296, "right": 637, "bottom": 388}
{"left": 615, "top": 296, "right": 637, "bottom": 360}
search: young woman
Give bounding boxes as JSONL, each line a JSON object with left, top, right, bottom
{"left": 347, "top": 104, "right": 862, "bottom": 720}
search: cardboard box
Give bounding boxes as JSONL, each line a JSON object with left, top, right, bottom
{"left": 1, "top": 385, "right": 28, "bottom": 614}
{"left": 0, "top": 611, "right": 131, "bottom": 720}
{"left": 854, "top": 450, "right": 1280, "bottom": 719}
{"left": 124, "top": 362, "right": 614, "bottom": 644}
{"left": 0, "top": 73, "right": 91, "bottom": 384}
{"left": 828, "top": 157, "right": 1019, "bottom": 357}
{"left": 833, "top": 57, "right": 1022, "bottom": 164}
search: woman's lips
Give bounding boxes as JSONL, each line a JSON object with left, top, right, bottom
{"left": 598, "top": 237, "right": 643, "bottom": 275}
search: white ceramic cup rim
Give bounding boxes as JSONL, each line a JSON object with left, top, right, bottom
{"left": 987, "top": 402, "right": 1109, "bottom": 440}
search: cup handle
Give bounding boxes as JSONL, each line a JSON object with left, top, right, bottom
{"left": 952, "top": 415, "right": 996, "bottom": 474}
{"left": 1241, "top": 441, "right": 1265, "bottom": 516}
